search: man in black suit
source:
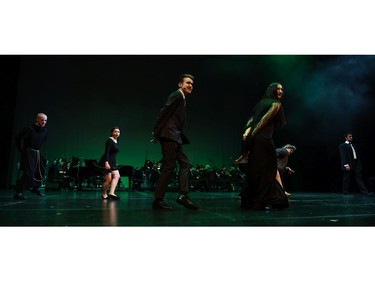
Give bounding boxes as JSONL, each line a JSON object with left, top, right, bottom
{"left": 339, "top": 133, "right": 372, "bottom": 196}
{"left": 150, "top": 74, "right": 199, "bottom": 210}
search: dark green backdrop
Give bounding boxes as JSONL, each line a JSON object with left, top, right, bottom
{"left": 3, "top": 55, "right": 375, "bottom": 192}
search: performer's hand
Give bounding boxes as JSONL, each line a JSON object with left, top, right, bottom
{"left": 286, "top": 167, "right": 295, "bottom": 174}
{"left": 243, "top": 127, "right": 251, "bottom": 141}
{"left": 234, "top": 154, "right": 248, "bottom": 164}
{"left": 150, "top": 131, "right": 158, "bottom": 144}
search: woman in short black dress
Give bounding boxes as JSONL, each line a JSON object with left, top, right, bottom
{"left": 99, "top": 127, "right": 121, "bottom": 200}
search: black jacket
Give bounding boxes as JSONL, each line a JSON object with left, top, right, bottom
{"left": 339, "top": 142, "right": 362, "bottom": 171}
{"left": 153, "top": 90, "right": 189, "bottom": 144}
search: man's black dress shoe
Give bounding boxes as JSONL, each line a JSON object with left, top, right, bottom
{"left": 176, "top": 195, "right": 199, "bottom": 210}
{"left": 362, "top": 192, "right": 374, "bottom": 196}
{"left": 31, "top": 189, "right": 45, "bottom": 197}
{"left": 13, "top": 193, "right": 27, "bottom": 200}
{"left": 263, "top": 204, "right": 273, "bottom": 211}
{"left": 152, "top": 199, "right": 174, "bottom": 211}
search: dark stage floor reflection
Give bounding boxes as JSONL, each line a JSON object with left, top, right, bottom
{"left": 1, "top": 189, "right": 375, "bottom": 226}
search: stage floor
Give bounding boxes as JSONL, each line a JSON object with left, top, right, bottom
{"left": 1, "top": 189, "right": 375, "bottom": 226}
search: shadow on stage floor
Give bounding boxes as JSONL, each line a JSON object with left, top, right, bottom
{"left": 1, "top": 189, "right": 375, "bottom": 226}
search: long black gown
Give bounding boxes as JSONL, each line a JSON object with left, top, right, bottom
{"left": 240, "top": 83, "right": 290, "bottom": 210}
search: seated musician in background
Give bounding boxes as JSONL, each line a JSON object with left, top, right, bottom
{"left": 64, "top": 156, "right": 85, "bottom": 190}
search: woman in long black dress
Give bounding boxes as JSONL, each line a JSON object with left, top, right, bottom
{"left": 240, "top": 82, "right": 289, "bottom": 210}
{"left": 99, "top": 127, "right": 121, "bottom": 200}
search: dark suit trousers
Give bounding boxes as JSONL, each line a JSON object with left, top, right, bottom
{"left": 154, "top": 140, "right": 191, "bottom": 199}
{"left": 16, "top": 148, "right": 43, "bottom": 194}
{"left": 342, "top": 160, "right": 368, "bottom": 194}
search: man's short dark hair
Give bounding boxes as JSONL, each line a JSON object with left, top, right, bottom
{"left": 178, "top": 74, "right": 195, "bottom": 83}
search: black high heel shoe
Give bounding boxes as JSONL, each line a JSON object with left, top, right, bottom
{"left": 101, "top": 195, "right": 108, "bottom": 200}
{"left": 108, "top": 194, "right": 120, "bottom": 200}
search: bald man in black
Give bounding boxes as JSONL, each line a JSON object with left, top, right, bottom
{"left": 14, "top": 113, "right": 48, "bottom": 200}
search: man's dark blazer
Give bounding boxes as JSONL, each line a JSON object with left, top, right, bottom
{"left": 153, "top": 90, "right": 189, "bottom": 145}
{"left": 339, "top": 142, "right": 362, "bottom": 171}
